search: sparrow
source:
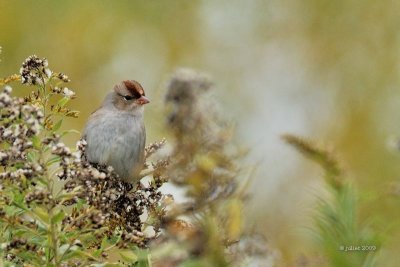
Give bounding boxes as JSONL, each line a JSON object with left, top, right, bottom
{"left": 83, "top": 80, "right": 150, "bottom": 183}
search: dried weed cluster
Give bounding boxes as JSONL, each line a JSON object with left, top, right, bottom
{"left": 0, "top": 57, "right": 262, "bottom": 266}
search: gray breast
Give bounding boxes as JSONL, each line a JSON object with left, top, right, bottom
{"left": 83, "top": 111, "right": 145, "bottom": 182}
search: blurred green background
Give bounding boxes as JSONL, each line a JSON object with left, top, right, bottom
{"left": 1, "top": 0, "right": 400, "bottom": 266}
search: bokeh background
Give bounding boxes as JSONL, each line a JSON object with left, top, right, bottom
{"left": 1, "top": 1, "right": 400, "bottom": 266}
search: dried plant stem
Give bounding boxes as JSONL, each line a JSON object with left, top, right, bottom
{"left": 47, "top": 171, "right": 62, "bottom": 264}
{"left": 44, "top": 138, "right": 60, "bottom": 266}
{"left": 50, "top": 214, "right": 60, "bottom": 266}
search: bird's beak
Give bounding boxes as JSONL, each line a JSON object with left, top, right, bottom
{"left": 137, "top": 96, "right": 150, "bottom": 105}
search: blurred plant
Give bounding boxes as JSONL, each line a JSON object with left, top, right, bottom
{"left": 0, "top": 57, "right": 263, "bottom": 266}
{"left": 150, "top": 68, "right": 270, "bottom": 267}
{"left": 283, "top": 134, "right": 381, "bottom": 267}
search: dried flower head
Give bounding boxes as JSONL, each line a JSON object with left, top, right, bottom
{"left": 0, "top": 86, "right": 44, "bottom": 181}
{"left": 54, "top": 137, "right": 170, "bottom": 246}
{"left": 20, "top": 55, "right": 51, "bottom": 85}
{"left": 57, "top": 72, "right": 70, "bottom": 83}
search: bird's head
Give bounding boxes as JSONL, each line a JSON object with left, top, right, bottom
{"left": 112, "top": 80, "right": 150, "bottom": 112}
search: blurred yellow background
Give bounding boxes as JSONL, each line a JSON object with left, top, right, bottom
{"left": 1, "top": 0, "right": 400, "bottom": 266}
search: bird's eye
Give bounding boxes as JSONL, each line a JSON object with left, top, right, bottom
{"left": 123, "top": 95, "right": 134, "bottom": 101}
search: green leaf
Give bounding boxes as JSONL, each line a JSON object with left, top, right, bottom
{"left": 10, "top": 228, "right": 28, "bottom": 237}
{"left": 53, "top": 118, "right": 63, "bottom": 132}
{"left": 45, "top": 246, "right": 50, "bottom": 263}
{"left": 92, "top": 237, "right": 108, "bottom": 258}
{"left": 119, "top": 250, "right": 138, "bottom": 264}
{"left": 51, "top": 210, "right": 65, "bottom": 224}
{"left": 106, "top": 234, "right": 121, "bottom": 247}
{"left": 68, "top": 250, "right": 101, "bottom": 262}
{"left": 60, "top": 129, "right": 81, "bottom": 137}
{"left": 100, "top": 236, "right": 108, "bottom": 250}
{"left": 57, "top": 97, "right": 70, "bottom": 108}
{"left": 14, "top": 162, "right": 25, "bottom": 169}
{"left": 36, "top": 177, "right": 49, "bottom": 186}
{"left": 33, "top": 207, "right": 50, "bottom": 224}
{"left": 93, "top": 249, "right": 102, "bottom": 258}
{"left": 12, "top": 191, "right": 28, "bottom": 211}
{"left": 27, "top": 151, "right": 37, "bottom": 162}
{"left": 180, "top": 259, "right": 206, "bottom": 267}
{"left": 46, "top": 156, "right": 61, "bottom": 166}
{"left": 31, "top": 135, "right": 41, "bottom": 149}
{"left": 133, "top": 249, "right": 152, "bottom": 267}
{"left": 76, "top": 198, "right": 86, "bottom": 209}
{"left": 12, "top": 250, "right": 43, "bottom": 265}
{"left": 56, "top": 192, "right": 79, "bottom": 203}
{"left": 59, "top": 244, "right": 83, "bottom": 261}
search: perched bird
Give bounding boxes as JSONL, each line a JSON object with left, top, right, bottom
{"left": 83, "top": 80, "right": 149, "bottom": 183}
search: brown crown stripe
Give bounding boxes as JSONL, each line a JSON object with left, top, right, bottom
{"left": 123, "top": 80, "right": 144, "bottom": 97}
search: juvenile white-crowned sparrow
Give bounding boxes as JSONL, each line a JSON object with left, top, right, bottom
{"left": 83, "top": 80, "right": 149, "bottom": 183}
